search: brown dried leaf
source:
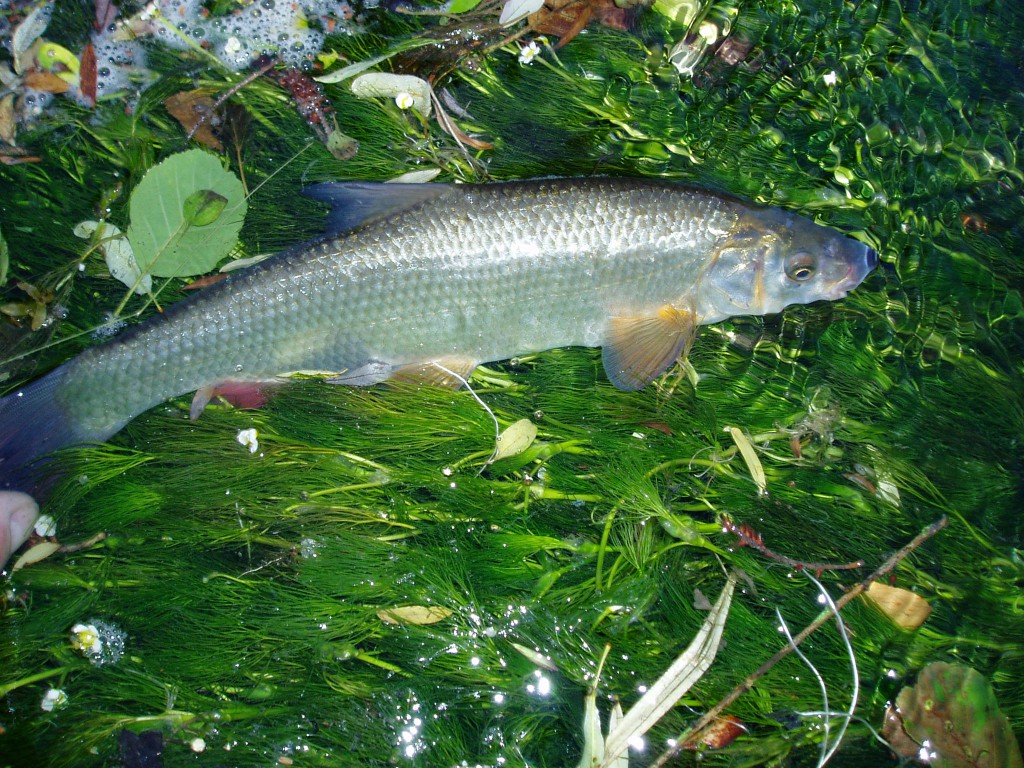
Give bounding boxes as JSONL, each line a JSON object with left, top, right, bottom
{"left": 864, "top": 581, "right": 932, "bottom": 631}
{"left": 164, "top": 89, "right": 223, "bottom": 150}
{"left": 79, "top": 43, "right": 97, "bottom": 106}
{"left": 683, "top": 715, "right": 746, "bottom": 750}
{"left": 22, "top": 69, "right": 69, "bottom": 94}
{"left": 0, "top": 93, "right": 16, "bottom": 145}
{"left": 528, "top": 0, "right": 635, "bottom": 41}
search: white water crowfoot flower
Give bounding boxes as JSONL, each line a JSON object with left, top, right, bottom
{"left": 70, "top": 619, "right": 127, "bottom": 665}
{"left": 33, "top": 514, "right": 56, "bottom": 537}
{"left": 71, "top": 622, "right": 101, "bottom": 656}
{"left": 518, "top": 40, "right": 542, "bottom": 65}
{"left": 41, "top": 688, "right": 68, "bottom": 712}
{"left": 236, "top": 428, "right": 260, "bottom": 454}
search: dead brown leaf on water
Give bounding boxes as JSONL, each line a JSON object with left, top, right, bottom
{"left": 528, "top": 0, "right": 645, "bottom": 46}
{"left": 22, "top": 69, "right": 68, "bottom": 94}
{"left": 165, "top": 89, "right": 223, "bottom": 150}
{"left": 79, "top": 42, "right": 97, "bottom": 106}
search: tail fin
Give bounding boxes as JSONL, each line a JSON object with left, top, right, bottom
{"left": 0, "top": 364, "right": 83, "bottom": 493}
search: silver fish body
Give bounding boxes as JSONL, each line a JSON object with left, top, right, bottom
{"left": 0, "top": 177, "right": 876, "bottom": 491}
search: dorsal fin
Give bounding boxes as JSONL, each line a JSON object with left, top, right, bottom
{"left": 303, "top": 182, "right": 452, "bottom": 236}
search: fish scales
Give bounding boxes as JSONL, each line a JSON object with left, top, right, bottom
{"left": 58, "top": 179, "right": 732, "bottom": 437}
{"left": 0, "top": 177, "right": 876, "bottom": 507}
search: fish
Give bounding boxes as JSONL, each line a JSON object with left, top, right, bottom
{"left": 0, "top": 177, "right": 876, "bottom": 564}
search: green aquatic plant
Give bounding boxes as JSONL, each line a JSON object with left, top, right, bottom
{"left": 0, "top": 0, "right": 1022, "bottom": 765}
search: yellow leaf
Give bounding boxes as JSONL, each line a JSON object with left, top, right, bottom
{"left": 11, "top": 541, "right": 61, "bottom": 571}
{"left": 864, "top": 581, "right": 932, "bottom": 631}
{"left": 377, "top": 605, "right": 453, "bottom": 625}
{"left": 728, "top": 426, "right": 766, "bottom": 495}
{"left": 493, "top": 418, "right": 538, "bottom": 462}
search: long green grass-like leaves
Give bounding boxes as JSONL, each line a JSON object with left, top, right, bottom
{"left": 1, "top": 0, "right": 1023, "bottom": 764}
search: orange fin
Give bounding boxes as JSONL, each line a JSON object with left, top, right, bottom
{"left": 602, "top": 305, "right": 697, "bottom": 391}
{"left": 190, "top": 381, "right": 277, "bottom": 420}
{"left": 391, "top": 357, "right": 478, "bottom": 390}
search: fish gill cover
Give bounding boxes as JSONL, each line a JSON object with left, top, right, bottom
{"left": 0, "top": 0, "right": 1022, "bottom": 766}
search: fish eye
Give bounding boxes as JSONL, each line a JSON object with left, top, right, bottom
{"left": 785, "top": 252, "right": 817, "bottom": 282}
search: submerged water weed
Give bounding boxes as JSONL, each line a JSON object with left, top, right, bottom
{"left": 1, "top": 0, "right": 1023, "bottom": 765}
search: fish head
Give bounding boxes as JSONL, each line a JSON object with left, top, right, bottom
{"left": 696, "top": 207, "right": 877, "bottom": 323}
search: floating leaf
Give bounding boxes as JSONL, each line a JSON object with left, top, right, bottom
{"left": 377, "top": 605, "right": 454, "bottom": 625}
{"left": 127, "top": 150, "right": 246, "bottom": 278}
{"left": 22, "top": 70, "right": 68, "bottom": 93}
{"left": 883, "top": 662, "right": 1023, "bottom": 768}
{"left": 182, "top": 189, "right": 228, "bottom": 227}
{"left": 74, "top": 220, "right": 151, "bottom": 295}
{"left": 12, "top": 1, "right": 52, "bottom": 75}
{"left": 492, "top": 418, "right": 538, "bottom": 462}
{"left": 864, "top": 581, "right": 932, "bottom": 631}
{"left": 164, "top": 90, "right": 223, "bottom": 151}
{"left": 450, "top": 0, "right": 484, "bottom": 12}
{"left": 499, "top": 0, "right": 546, "bottom": 25}
{"left": 11, "top": 541, "right": 60, "bottom": 571}
{"left": 350, "top": 73, "right": 432, "bottom": 117}
{"left": 682, "top": 715, "right": 747, "bottom": 750}
{"left": 325, "top": 128, "right": 358, "bottom": 161}
{"left": 79, "top": 42, "right": 96, "bottom": 106}
{"left": 34, "top": 41, "right": 77, "bottom": 73}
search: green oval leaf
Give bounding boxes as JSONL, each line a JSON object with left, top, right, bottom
{"left": 449, "top": 0, "right": 483, "bottom": 12}
{"left": 182, "top": 189, "right": 228, "bottom": 227}
{"left": 127, "top": 150, "right": 246, "bottom": 278}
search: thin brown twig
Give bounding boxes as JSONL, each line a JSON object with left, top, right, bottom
{"left": 721, "top": 515, "right": 864, "bottom": 573}
{"left": 648, "top": 515, "right": 948, "bottom": 768}
{"left": 186, "top": 56, "right": 279, "bottom": 142}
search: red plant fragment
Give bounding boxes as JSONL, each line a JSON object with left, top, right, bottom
{"left": 79, "top": 43, "right": 97, "bottom": 107}
{"left": 683, "top": 715, "right": 747, "bottom": 750}
{"left": 182, "top": 272, "right": 229, "bottom": 290}
{"left": 94, "top": 0, "right": 119, "bottom": 31}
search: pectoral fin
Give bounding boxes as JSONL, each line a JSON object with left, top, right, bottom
{"left": 391, "top": 357, "right": 478, "bottom": 390}
{"left": 602, "top": 305, "right": 697, "bottom": 391}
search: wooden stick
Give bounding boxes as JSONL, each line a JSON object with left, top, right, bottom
{"left": 647, "top": 516, "right": 949, "bottom": 768}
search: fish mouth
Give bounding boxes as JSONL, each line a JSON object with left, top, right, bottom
{"left": 828, "top": 245, "right": 877, "bottom": 300}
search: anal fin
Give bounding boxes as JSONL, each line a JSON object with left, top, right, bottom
{"left": 602, "top": 305, "right": 698, "bottom": 391}
{"left": 391, "top": 357, "right": 478, "bottom": 390}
